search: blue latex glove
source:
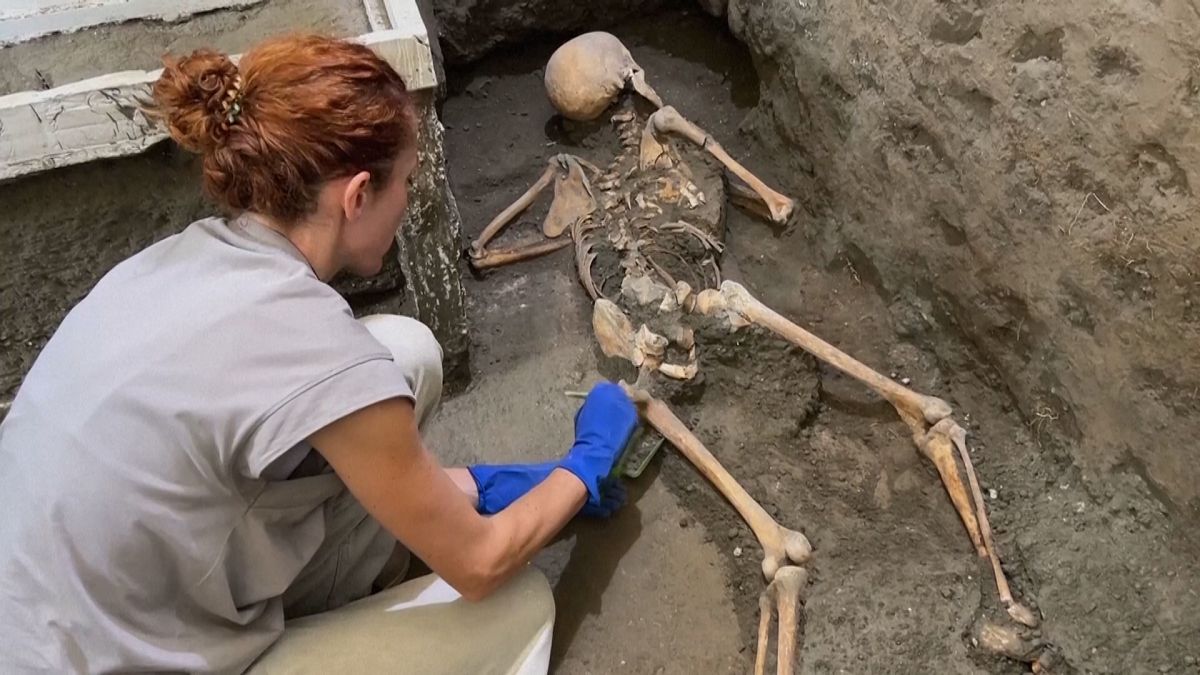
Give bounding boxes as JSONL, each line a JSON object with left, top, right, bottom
{"left": 558, "top": 381, "right": 639, "bottom": 509}
{"left": 468, "top": 461, "right": 626, "bottom": 517}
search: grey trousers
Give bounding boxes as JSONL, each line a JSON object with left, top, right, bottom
{"left": 249, "top": 315, "right": 554, "bottom": 674}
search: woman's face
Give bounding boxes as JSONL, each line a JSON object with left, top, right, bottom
{"left": 340, "top": 143, "right": 419, "bottom": 277}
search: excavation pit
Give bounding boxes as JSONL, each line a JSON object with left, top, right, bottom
{"left": 436, "top": 6, "right": 1199, "bottom": 673}
{"left": 1, "top": 1, "right": 1197, "bottom": 672}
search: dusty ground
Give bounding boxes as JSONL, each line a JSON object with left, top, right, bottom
{"left": 436, "top": 7, "right": 1200, "bottom": 673}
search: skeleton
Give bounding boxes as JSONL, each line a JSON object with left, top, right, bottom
{"left": 468, "top": 31, "right": 1042, "bottom": 673}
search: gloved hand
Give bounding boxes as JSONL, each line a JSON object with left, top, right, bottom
{"left": 467, "top": 461, "right": 627, "bottom": 517}
{"left": 558, "top": 381, "right": 640, "bottom": 509}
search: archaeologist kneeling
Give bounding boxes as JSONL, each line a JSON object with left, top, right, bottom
{"left": 0, "top": 34, "right": 637, "bottom": 674}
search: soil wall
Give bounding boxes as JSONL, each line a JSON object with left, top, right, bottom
{"left": 722, "top": 0, "right": 1200, "bottom": 517}
{"left": 428, "top": 0, "right": 1200, "bottom": 518}
{"left": 428, "top": 0, "right": 668, "bottom": 62}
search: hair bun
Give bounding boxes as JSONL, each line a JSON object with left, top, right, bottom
{"left": 148, "top": 49, "right": 242, "bottom": 154}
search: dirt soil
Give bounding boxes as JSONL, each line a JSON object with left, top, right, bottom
{"left": 437, "top": 6, "right": 1199, "bottom": 673}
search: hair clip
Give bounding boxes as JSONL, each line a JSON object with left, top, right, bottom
{"left": 221, "top": 74, "right": 245, "bottom": 127}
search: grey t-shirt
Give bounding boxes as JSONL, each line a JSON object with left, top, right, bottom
{"left": 0, "top": 216, "right": 413, "bottom": 673}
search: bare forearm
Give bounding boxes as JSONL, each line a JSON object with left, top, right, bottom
{"left": 313, "top": 399, "right": 589, "bottom": 603}
{"left": 445, "top": 467, "right": 479, "bottom": 506}
{"left": 467, "top": 469, "right": 586, "bottom": 598}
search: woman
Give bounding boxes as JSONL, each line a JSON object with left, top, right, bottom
{"left": 0, "top": 34, "right": 636, "bottom": 673}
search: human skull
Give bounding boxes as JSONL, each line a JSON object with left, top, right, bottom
{"left": 544, "top": 31, "right": 663, "bottom": 121}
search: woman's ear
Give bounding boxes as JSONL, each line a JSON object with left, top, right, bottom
{"left": 341, "top": 171, "right": 373, "bottom": 223}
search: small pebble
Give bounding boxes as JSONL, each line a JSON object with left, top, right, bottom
{"left": 1183, "top": 656, "right": 1195, "bottom": 665}
{"left": 686, "top": 484, "right": 696, "bottom": 493}
{"left": 679, "top": 517, "right": 690, "bottom": 528}
{"left": 940, "top": 588, "right": 953, "bottom": 599}
{"left": 900, "top": 377, "right": 912, "bottom": 385}
{"left": 733, "top": 546, "right": 743, "bottom": 557}
{"left": 727, "top": 527, "right": 739, "bottom": 539}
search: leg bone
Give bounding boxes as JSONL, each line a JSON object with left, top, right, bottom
{"left": 696, "top": 281, "right": 1032, "bottom": 614}
{"left": 946, "top": 421, "right": 1038, "bottom": 627}
{"left": 754, "top": 566, "right": 807, "bottom": 675}
{"left": 641, "top": 395, "right": 811, "bottom": 580}
{"left": 915, "top": 419, "right": 985, "bottom": 556}
{"left": 642, "top": 106, "right": 794, "bottom": 224}
{"left": 755, "top": 592, "right": 772, "bottom": 675}
{"left": 695, "top": 281, "right": 953, "bottom": 428}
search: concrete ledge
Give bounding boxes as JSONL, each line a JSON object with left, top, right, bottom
{"left": 0, "top": 0, "right": 265, "bottom": 47}
{"left": 0, "top": 1, "right": 436, "bottom": 182}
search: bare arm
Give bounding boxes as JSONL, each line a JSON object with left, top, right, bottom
{"left": 444, "top": 467, "right": 479, "bottom": 506}
{"left": 309, "top": 397, "right": 584, "bottom": 601}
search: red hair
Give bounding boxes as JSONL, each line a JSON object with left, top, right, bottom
{"left": 147, "top": 33, "right": 416, "bottom": 222}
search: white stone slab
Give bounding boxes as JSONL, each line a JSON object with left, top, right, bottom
{"left": 0, "top": 4, "right": 436, "bottom": 182}
{"left": 0, "top": 0, "right": 266, "bottom": 46}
